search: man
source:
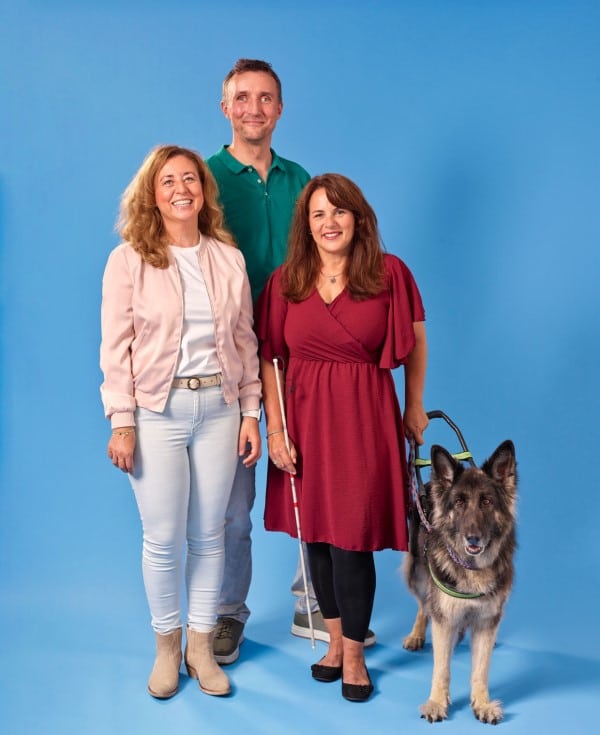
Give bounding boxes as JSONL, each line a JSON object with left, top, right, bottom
{"left": 206, "top": 59, "right": 375, "bottom": 664}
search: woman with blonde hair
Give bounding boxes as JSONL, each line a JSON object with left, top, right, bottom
{"left": 257, "top": 173, "right": 427, "bottom": 702}
{"left": 100, "top": 145, "right": 261, "bottom": 699}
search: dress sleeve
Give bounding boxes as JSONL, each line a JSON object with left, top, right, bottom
{"left": 379, "top": 254, "right": 426, "bottom": 369}
{"left": 254, "top": 267, "right": 290, "bottom": 365}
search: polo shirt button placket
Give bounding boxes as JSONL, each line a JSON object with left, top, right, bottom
{"left": 249, "top": 166, "right": 264, "bottom": 187}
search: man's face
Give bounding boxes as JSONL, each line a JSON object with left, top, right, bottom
{"left": 222, "top": 71, "right": 283, "bottom": 145}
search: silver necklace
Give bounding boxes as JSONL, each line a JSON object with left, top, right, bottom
{"left": 321, "top": 271, "right": 343, "bottom": 284}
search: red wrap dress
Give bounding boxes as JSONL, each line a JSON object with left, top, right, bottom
{"left": 256, "top": 254, "right": 425, "bottom": 552}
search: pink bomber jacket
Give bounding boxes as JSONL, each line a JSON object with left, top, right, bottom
{"left": 100, "top": 235, "right": 261, "bottom": 428}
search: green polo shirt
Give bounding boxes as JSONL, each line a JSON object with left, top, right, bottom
{"left": 206, "top": 146, "right": 310, "bottom": 302}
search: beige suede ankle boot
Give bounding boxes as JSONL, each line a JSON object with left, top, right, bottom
{"left": 185, "top": 626, "right": 231, "bottom": 696}
{"left": 147, "top": 628, "right": 182, "bottom": 699}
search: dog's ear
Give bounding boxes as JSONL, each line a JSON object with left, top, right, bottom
{"left": 482, "top": 440, "right": 517, "bottom": 492}
{"left": 430, "top": 445, "right": 459, "bottom": 489}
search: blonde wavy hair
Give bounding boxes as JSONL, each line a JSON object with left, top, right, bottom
{"left": 117, "top": 145, "right": 234, "bottom": 268}
{"left": 282, "top": 173, "right": 385, "bottom": 302}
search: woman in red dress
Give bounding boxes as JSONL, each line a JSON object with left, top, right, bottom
{"left": 256, "top": 173, "right": 428, "bottom": 702}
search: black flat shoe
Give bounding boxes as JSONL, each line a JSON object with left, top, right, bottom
{"left": 311, "top": 662, "right": 343, "bottom": 682}
{"left": 341, "top": 672, "right": 373, "bottom": 702}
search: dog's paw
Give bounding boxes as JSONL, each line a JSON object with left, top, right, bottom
{"left": 420, "top": 699, "right": 448, "bottom": 723}
{"left": 403, "top": 634, "right": 425, "bottom": 651}
{"left": 472, "top": 699, "right": 503, "bottom": 725}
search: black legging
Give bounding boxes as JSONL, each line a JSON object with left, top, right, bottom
{"left": 306, "top": 542, "right": 376, "bottom": 643}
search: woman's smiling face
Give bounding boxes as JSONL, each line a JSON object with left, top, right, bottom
{"left": 154, "top": 155, "right": 204, "bottom": 230}
{"left": 308, "top": 187, "right": 355, "bottom": 260}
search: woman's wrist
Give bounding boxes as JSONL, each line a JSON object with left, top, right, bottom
{"left": 112, "top": 427, "right": 135, "bottom": 437}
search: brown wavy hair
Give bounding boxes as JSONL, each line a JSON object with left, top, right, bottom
{"left": 282, "top": 173, "right": 386, "bottom": 301}
{"left": 117, "top": 145, "right": 234, "bottom": 268}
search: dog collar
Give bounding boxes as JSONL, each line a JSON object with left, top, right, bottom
{"left": 427, "top": 560, "right": 485, "bottom": 600}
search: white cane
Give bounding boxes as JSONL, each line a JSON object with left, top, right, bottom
{"left": 273, "top": 357, "right": 315, "bottom": 649}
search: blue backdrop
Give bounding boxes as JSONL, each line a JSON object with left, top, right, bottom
{"left": 1, "top": 1, "right": 598, "bottom": 733}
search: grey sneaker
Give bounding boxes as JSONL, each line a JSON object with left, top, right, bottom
{"left": 291, "top": 610, "right": 376, "bottom": 647}
{"left": 213, "top": 617, "right": 245, "bottom": 664}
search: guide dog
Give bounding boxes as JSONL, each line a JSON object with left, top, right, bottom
{"left": 403, "top": 440, "right": 516, "bottom": 724}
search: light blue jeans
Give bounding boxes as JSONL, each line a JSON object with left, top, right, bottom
{"left": 217, "top": 457, "right": 255, "bottom": 623}
{"left": 218, "top": 461, "right": 319, "bottom": 623}
{"left": 130, "top": 387, "right": 240, "bottom": 634}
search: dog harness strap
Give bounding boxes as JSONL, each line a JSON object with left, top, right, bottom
{"left": 414, "top": 450, "right": 473, "bottom": 468}
{"left": 427, "top": 560, "right": 484, "bottom": 600}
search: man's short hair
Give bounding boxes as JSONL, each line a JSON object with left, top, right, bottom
{"left": 222, "top": 59, "right": 283, "bottom": 103}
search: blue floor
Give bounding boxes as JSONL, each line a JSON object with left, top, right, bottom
{"left": 2, "top": 545, "right": 598, "bottom": 735}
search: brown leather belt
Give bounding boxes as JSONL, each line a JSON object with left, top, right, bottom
{"left": 172, "top": 374, "right": 222, "bottom": 390}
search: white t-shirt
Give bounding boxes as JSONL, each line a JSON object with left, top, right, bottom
{"left": 169, "top": 244, "right": 220, "bottom": 377}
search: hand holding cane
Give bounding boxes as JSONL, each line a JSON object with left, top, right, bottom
{"left": 272, "top": 357, "right": 315, "bottom": 649}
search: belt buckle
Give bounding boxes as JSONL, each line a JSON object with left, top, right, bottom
{"left": 187, "top": 377, "right": 201, "bottom": 390}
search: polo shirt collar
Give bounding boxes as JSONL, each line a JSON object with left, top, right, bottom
{"left": 216, "top": 145, "right": 286, "bottom": 175}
